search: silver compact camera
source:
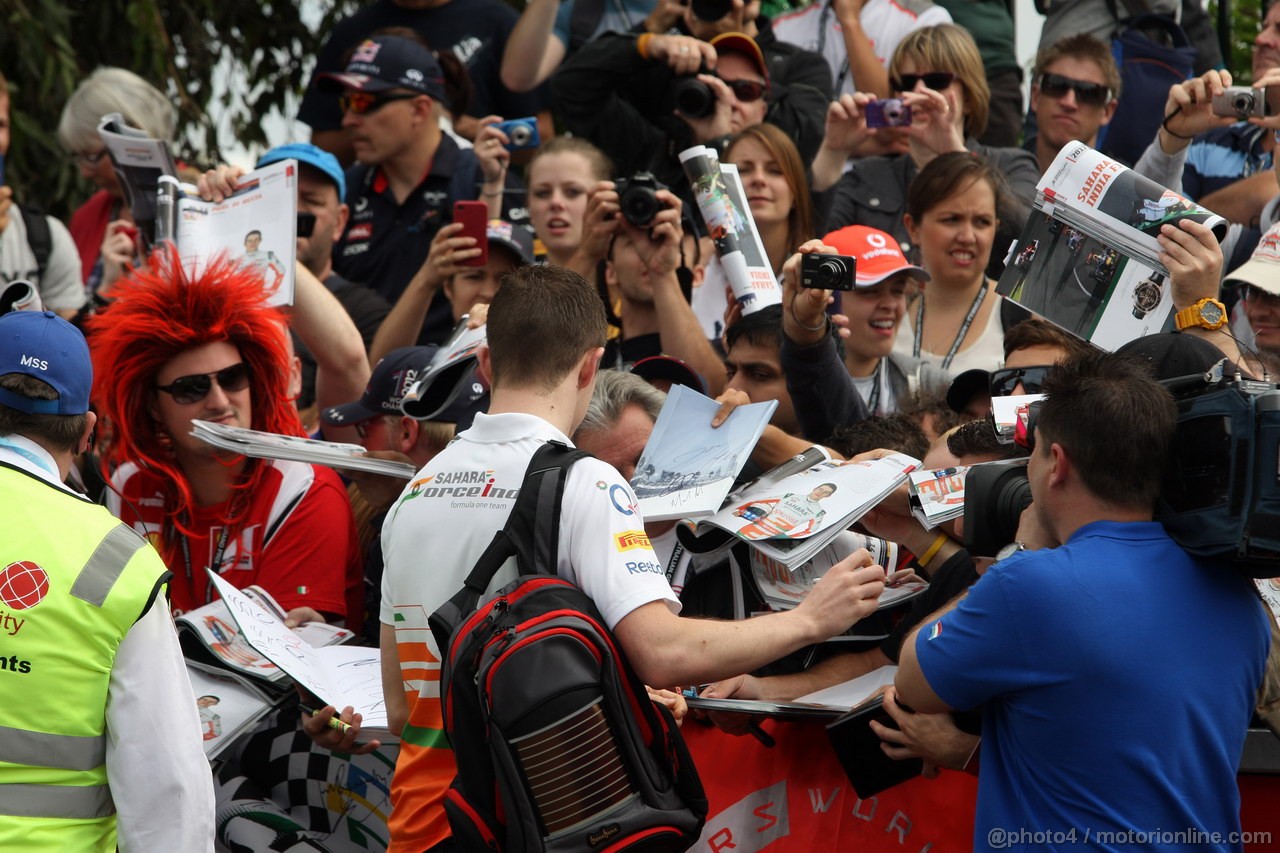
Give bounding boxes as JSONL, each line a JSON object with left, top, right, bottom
{"left": 1211, "top": 86, "right": 1278, "bottom": 119}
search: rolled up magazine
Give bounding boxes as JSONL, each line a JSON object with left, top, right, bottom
{"left": 400, "top": 321, "right": 486, "bottom": 420}
{"left": 997, "top": 141, "right": 1226, "bottom": 350}
{"left": 679, "top": 145, "right": 781, "bottom": 314}
{"left": 190, "top": 420, "right": 416, "bottom": 478}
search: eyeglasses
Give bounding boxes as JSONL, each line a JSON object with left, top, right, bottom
{"left": 720, "top": 76, "right": 769, "bottom": 103}
{"left": 156, "top": 363, "right": 251, "bottom": 405}
{"left": 1036, "top": 73, "right": 1111, "bottom": 108}
{"left": 1240, "top": 283, "right": 1280, "bottom": 307}
{"left": 989, "top": 365, "right": 1052, "bottom": 398}
{"left": 891, "top": 72, "right": 957, "bottom": 93}
{"left": 338, "top": 91, "right": 421, "bottom": 115}
{"left": 297, "top": 212, "right": 317, "bottom": 239}
{"left": 73, "top": 149, "right": 108, "bottom": 166}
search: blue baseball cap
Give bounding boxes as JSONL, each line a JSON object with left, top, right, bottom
{"left": 0, "top": 311, "right": 92, "bottom": 415}
{"left": 257, "top": 143, "right": 345, "bottom": 201}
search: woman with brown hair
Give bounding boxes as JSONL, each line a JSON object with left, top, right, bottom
{"left": 724, "top": 123, "right": 815, "bottom": 274}
{"left": 892, "top": 151, "right": 1012, "bottom": 376}
{"left": 811, "top": 24, "right": 1038, "bottom": 274}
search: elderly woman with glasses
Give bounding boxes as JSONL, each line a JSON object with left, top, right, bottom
{"left": 810, "top": 25, "right": 1039, "bottom": 279}
{"left": 57, "top": 67, "right": 178, "bottom": 297}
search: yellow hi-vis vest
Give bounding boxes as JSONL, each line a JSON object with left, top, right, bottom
{"left": 0, "top": 463, "right": 168, "bottom": 851}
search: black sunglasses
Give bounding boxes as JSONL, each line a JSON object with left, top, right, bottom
{"left": 1037, "top": 73, "right": 1111, "bottom": 107}
{"left": 156, "top": 363, "right": 251, "bottom": 405}
{"left": 990, "top": 365, "right": 1052, "bottom": 398}
{"left": 338, "top": 91, "right": 420, "bottom": 115}
{"left": 297, "top": 213, "right": 317, "bottom": 239}
{"left": 720, "top": 76, "right": 768, "bottom": 103}
{"left": 891, "top": 71, "right": 957, "bottom": 93}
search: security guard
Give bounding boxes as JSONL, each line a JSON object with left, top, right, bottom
{"left": 0, "top": 310, "right": 213, "bottom": 851}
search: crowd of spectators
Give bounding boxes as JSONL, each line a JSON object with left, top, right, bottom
{"left": 3, "top": 0, "right": 1280, "bottom": 849}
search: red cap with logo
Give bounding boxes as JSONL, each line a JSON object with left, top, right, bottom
{"left": 821, "top": 225, "right": 930, "bottom": 287}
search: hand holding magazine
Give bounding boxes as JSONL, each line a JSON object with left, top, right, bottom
{"left": 400, "top": 320, "right": 487, "bottom": 419}
{"left": 997, "top": 141, "right": 1226, "bottom": 350}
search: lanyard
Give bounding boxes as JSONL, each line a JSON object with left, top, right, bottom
{"left": 0, "top": 438, "right": 58, "bottom": 477}
{"left": 177, "top": 515, "right": 234, "bottom": 606}
{"left": 863, "top": 360, "right": 886, "bottom": 415}
{"left": 664, "top": 541, "right": 685, "bottom": 585}
{"left": 912, "top": 284, "right": 987, "bottom": 371}
{"left": 816, "top": 1, "right": 854, "bottom": 93}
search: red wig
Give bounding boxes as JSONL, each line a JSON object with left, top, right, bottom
{"left": 86, "top": 247, "right": 303, "bottom": 531}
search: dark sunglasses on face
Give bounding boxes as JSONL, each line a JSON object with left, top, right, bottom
{"left": 1037, "top": 73, "right": 1111, "bottom": 107}
{"left": 338, "top": 91, "right": 420, "bottom": 115}
{"left": 719, "top": 76, "right": 768, "bottom": 103}
{"left": 297, "top": 213, "right": 317, "bottom": 239}
{"left": 990, "top": 365, "right": 1052, "bottom": 398}
{"left": 156, "top": 363, "right": 251, "bottom": 405}
{"left": 1240, "top": 283, "right": 1280, "bottom": 306}
{"left": 891, "top": 71, "right": 957, "bottom": 92}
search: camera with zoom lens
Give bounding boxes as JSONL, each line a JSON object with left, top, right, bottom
{"left": 864, "top": 98, "right": 913, "bottom": 128}
{"left": 674, "top": 76, "right": 716, "bottom": 119}
{"left": 962, "top": 460, "right": 1032, "bottom": 558}
{"left": 614, "top": 172, "right": 669, "bottom": 227}
{"left": 1211, "top": 86, "right": 1277, "bottom": 119}
{"left": 800, "top": 253, "right": 857, "bottom": 291}
{"left": 493, "top": 116, "right": 541, "bottom": 151}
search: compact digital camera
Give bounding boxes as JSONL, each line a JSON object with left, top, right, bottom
{"left": 494, "top": 117, "right": 541, "bottom": 151}
{"left": 615, "top": 172, "right": 669, "bottom": 227}
{"left": 1211, "top": 86, "right": 1278, "bottom": 119}
{"left": 864, "top": 98, "right": 912, "bottom": 128}
{"left": 800, "top": 253, "right": 857, "bottom": 291}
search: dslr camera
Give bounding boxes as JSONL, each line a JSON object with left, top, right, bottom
{"left": 800, "top": 253, "right": 857, "bottom": 291}
{"left": 493, "top": 117, "right": 541, "bottom": 151}
{"left": 614, "top": 172, "right": 669, "bottom": 227}
{"left": 1211, "top": 86, "right": 1278, "bottom": 119}
{"left": 674, "top": 76, "right": 716, "bottom": 119}
{"left": 864, "top": 98, "right": 912, "bottom": 128}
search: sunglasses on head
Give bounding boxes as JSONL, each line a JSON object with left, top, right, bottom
{"left": 338, "top": 91, "right": 421, "bottom": 115}
{"left": 1037, "top": 73, "right": 1111, "bottom": 107}
{"left": 989, "top": 365, "right": 1052, "bottom": 398}
{"left": 1240, "top": 283, "right": 1280, "bottom": 306}
{"left": 719, "top": 76, "right": 768, "bottom": 103}
{"left": 156, "top": 363, "right": 251, "bottom": 405}
{"left": 891, "top": 71, "right": 957, "bottom": 92}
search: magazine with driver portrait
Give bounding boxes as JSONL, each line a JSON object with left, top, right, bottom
{"left": 186, "top": 664, "right": 282, "bottom": 760}
{"left": 746, "top": 531, "right": 926, "bottom": 613}
{"left": 677, "top": 452, "right": 921, "bottom": 568}
{"left": 996, "top": 141, "right": 1227, "bottom": 351}
{"left": 177, "top": 584, "right": 355, "bottom": 695}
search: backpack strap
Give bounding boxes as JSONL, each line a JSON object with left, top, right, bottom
{"left": 454, "top": 441, "right": 590, "bottom": 612}
{"left": 19, "top": 208, "right": 52, "bottom": 282}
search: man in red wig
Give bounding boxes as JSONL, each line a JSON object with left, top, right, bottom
{"left": 87, "top": 251, "right": 362, "bottom": 629}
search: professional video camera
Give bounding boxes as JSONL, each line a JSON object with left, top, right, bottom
{"left": 1157, "top": 361, "right": 1280, "bottom": 578}
{"left": 962, "top": 361, "right": 1280, "bottom": 576}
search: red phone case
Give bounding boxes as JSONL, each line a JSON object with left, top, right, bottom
{"left": 453, "top": 201, "right": 489, "bottom": 268}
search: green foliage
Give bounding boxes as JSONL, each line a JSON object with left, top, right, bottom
{"left": 1210, "top": 0, "right": 1262, "bottom": 84}
{"left": 0, "top": 0, "right": 360, "bottom": 220}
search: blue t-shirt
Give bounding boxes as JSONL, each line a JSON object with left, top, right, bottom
{"left": 915, "top": 520, "right": 1268, "bottom": 852}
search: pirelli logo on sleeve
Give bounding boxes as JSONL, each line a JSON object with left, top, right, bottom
{"left": 614, "top": 530, "right": 652, "bottom": 552}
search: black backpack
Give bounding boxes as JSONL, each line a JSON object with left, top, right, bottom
{"left": 429, "top": 441, "right": 707, "bottom": 852}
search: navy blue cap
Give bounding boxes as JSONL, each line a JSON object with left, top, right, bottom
{"left": 317, "top": 36, "right": 447, "bottom": 102}
{"left": 0, "top": 311, "right": 92, "bottom": 415}
{"left": 257, "top": 143, "right": 345, "bottom": 201}
{"left": 321, "top": 346, "right": 437, "bottom": 426}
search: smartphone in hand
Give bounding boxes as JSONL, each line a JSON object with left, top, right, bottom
{"left": 453, "top": 200, "right": 488, "bottom": 268}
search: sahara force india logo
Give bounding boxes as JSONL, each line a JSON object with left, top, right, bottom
{"left": 397, "top": 469, "right": 519, "bottom": 509}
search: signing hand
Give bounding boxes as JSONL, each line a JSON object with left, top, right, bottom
{"left": 794, "top": 548, "right": 886, "bottom": 639}
{"left": 300, "top": 702, "right": 381, "bottom": 755}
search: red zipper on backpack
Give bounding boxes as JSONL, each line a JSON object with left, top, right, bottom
{"left": 596, "top": 825, "right": 683, "bottom": 852}
{"left": 484, "top": 627, "right": 602, "bottom": 697}
{"left": 449, "top": 577, "right": 573, "bottom": 667}
{"left": 444, "top": 788, "right": 501, "bottom": 850}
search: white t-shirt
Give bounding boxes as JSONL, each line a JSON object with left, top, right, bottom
{"left": 0, "top": 206, "right": 87, "bottom": 312}
{"left": 772, "top": 0, "right": 952, "bottom": 98}
{"left": 381, "top": 412, "right": 680, "bottom": 641}
{"left": 891, "top": 293, "right": 1006, "bottom": 379}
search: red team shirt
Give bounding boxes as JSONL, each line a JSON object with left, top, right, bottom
{"left": 109, "top": 459, "right": 363, "bottom": 629}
